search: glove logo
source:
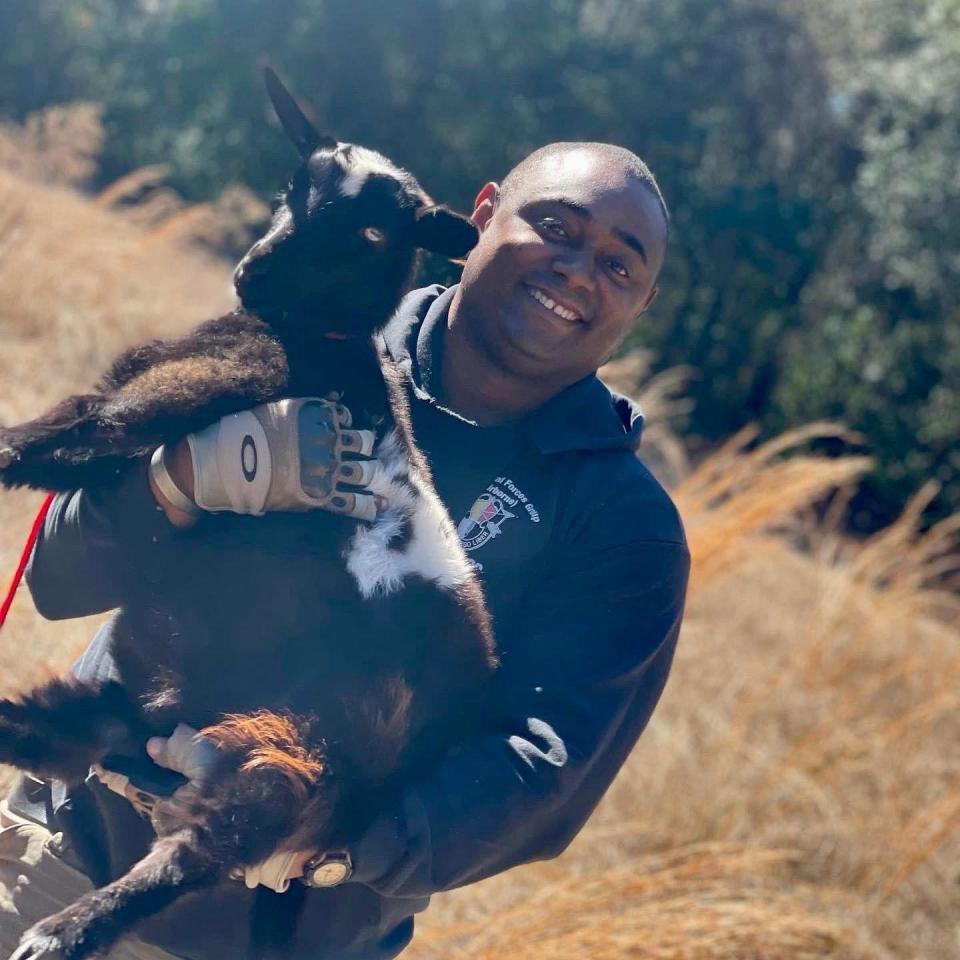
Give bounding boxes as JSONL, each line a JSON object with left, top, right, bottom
{"left": 241, "top": 435, "right": 258, "bottom": 482}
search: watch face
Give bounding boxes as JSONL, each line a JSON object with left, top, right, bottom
{"left": 309, "top": 861, "right": 350, "bottom": 886}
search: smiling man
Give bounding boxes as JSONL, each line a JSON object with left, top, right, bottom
{"left": 10, "top": 142, "right": 689, "bottom": 960}
{"left": 442, "top": 142, "right": 666, "bottom": 424}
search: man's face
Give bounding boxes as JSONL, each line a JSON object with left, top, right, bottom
{"left": 453, "top": 149, "right": 666, "bottom": 387}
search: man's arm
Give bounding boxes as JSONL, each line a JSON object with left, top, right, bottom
{"left": 25, "top": 460, "right": 179, "bottom": 620}
{"left": 26, "top": 396, "right": 378, "bottom": 618}
{"left": 349, "top": 534, "right": 690, "bottom": 898}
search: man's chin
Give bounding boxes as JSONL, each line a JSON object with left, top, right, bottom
{"left": 499, "top": 306, "right": 574, "bottom": 357}
{"left": 490, "top": 319, "right": 576, "bottom": 380}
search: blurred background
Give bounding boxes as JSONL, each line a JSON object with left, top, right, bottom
{"left": 0, "top": 1, "right": 957, "bottom": 958}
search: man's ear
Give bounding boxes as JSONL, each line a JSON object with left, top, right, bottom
{"left": 639, "top": 285, "right": 659, "bottom": 315}
{"left": 413, "top": 206, "right": 479, "bottom": 258}
{"left": 471, "top": 182, "right": 499, "bottom": 232}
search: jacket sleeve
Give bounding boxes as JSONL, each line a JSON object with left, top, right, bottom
{"left": 349, "top": 533, "right": 690, "bottom": 898}
{"left": 25, "top": 460, "right": 177, "bottom": 620}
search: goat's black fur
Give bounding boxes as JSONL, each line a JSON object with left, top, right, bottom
{"left": 0, "top": 69, "right": 495, "bottom": 960}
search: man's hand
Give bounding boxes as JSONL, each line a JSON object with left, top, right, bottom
{"left": 143, "top": 725, "right": 315, "bottom": 893}
{"left": 149, "top": 398, "right": 381, "bottom": 526}
{"left": 141, "top": 723, "right": 220, "bottom": 836}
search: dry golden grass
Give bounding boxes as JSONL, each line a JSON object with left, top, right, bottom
{"left": 412, "top": 845, "right": 877, "bottom": 960}
{"left": 0, "top": 103, "right": 103, "bottom": 188}
{"left": 0, "top": 134, "right": 957, "bottom": 958}
{"left": 0, "top": 139, "right": 234, "bottom": 686}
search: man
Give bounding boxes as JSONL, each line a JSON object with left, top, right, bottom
{"left": 2, "top": 142, "right": 689, "bottom": 959}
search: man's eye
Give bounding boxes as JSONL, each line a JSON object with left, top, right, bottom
{"left": 539, "top": 217, "right": 568, "bottom": 239}
{"left": 607, "top": 258, "right": 629, "bottom": 279}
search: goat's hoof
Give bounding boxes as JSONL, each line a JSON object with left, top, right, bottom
{"left": 8, "top": 931, "right": 67, "bottom": 960}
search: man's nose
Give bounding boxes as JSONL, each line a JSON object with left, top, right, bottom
{"left": 551, "top": 249, "right": 595, "bottom": 291}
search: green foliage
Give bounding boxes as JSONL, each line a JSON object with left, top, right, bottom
{"left": 0, "top": 0, "right": 956, "bottom": 528}
{"left": 771, "top": 0, "right": 960, "bottom": 527}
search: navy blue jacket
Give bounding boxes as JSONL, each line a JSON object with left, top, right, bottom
{"left": 24, "top": 284, "right": 690, "bottom": 959}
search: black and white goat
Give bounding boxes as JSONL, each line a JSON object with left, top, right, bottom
{"left": 0, "top": 70, "right": 496, "bottom": 960}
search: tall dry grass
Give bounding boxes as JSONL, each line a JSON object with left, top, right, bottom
{"left": 0, "top": 108, "right": 235, "bottom": 685}
{"left": 0, "top": 110, "right": 957, "bottom": 958}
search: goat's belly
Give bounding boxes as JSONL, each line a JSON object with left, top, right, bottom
{"left": 115, "top": 428, "right": 484, "bottom": 722}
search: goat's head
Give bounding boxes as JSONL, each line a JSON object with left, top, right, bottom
{"left": 234, "top": 69, "right": 478, "bottom": 336}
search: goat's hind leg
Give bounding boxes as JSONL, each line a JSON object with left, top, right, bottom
{"left": 0, "top": 678, "right": 145, "bottom": 784}
{"left": 9, "top": 828, "right": 221, "bottom": 960}
{"left": 8, "top": 715, "right": 328, "bottom": 960}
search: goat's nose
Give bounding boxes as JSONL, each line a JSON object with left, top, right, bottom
{"left": 235, "top": 258, "right": 268, "bottom": 285}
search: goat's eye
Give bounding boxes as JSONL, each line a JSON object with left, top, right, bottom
{"left": 362, "top": 227, "right": 386, "bottom": 245}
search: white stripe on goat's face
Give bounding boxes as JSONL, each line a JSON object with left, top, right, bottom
{"left": 337, "top": 146, "right": 406, "bottom": 199}
{"left": 345, "top": 429, "right": 474, "bottom": 598}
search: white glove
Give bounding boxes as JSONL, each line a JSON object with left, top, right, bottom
{"left": 144, "top": 725, "right": 313, "bottom": 893}
{"left": 151, "top": 398, "right": 380, "bottom": 521}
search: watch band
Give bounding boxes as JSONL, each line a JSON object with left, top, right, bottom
{"left": 150, "top": 445, "right": 202, "bottom": 517}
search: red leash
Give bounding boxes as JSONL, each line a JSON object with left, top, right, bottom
{"left": 0, "top": 493, "right": 55, "bottom": 629}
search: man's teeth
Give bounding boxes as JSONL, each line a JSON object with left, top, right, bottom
{"left": 528, "top": 287, "right": 579, "bottom": 322}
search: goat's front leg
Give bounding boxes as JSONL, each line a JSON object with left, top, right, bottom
{"left": 0, "top": 393, "right": 112, "bottom": 491}
{"left": 9, "top": 828, "right": 220, "bottom": 960}
{"left": 0, "top": 679, "right": 146, "bottom": 784}
{"left": 0, "top": 315, "right": 289, "bottom": 493}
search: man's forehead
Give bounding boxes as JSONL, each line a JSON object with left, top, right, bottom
{"left": 537, "top": 148, "right": 616, "bottom": 187}
{"left": 510, "top": 149, "right": 667, "bottom": 252}
{"left": 519, "top": 149, "right": 628, "bottom": 198}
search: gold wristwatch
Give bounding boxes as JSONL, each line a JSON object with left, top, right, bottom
{"left": 301, "top": 850, "right": 353, "bottom": 887}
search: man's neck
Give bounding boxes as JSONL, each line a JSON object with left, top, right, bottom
{"left": 440, "top": 293, "right": 566, "bottom": 426}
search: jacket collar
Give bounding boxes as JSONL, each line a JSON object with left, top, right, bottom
{"left": 380, "top": 284, "right": 644, "bottom": 454}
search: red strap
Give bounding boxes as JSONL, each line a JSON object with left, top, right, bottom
{"left": 0, "top": 493, "right": 55, "bottom": 629}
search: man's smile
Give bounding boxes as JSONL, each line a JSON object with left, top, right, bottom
{"left": 524, "top": 284, "right": 585, "bottom": 325}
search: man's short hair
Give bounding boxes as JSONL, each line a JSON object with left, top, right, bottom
{"left": 500, "top": 142, "right": 669, "bottom": 238}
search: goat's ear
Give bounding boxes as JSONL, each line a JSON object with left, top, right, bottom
{"left": 264, "top": 67, "right": 336, "bottom": 159}
{"left": 413, "top": 206, "right": 479, "bottom": 259}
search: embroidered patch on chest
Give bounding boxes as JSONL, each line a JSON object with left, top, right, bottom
{"left": 457, "top": 476, "right": 540, "bottom": 553}
{"left": 344, "top": 428, "right": 473, "bottom": 598}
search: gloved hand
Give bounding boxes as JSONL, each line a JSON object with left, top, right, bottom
{"left": 145, "top": 723, "right": 221, "bottom": 830}
{"left": 143, "top": 725, "right": 314, "bottom": 893}
{"left": 150, "top": 398, "right": 380, "bottom": 522}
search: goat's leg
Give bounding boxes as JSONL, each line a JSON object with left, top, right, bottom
{"left": 0, "top": 316, "right": 289, "bottom": 492}
{"left": 0, "top": 394, "right": 114, "bottom": 490}
{"left": 0, "top": 679, "right": 147, "bottom": 783}
{"left": 9, "top": 827, "right": 221, "bottom": 960}
{"left": 9, "top": 712, "right": 338, "bottom": 960}
{"left": 0, "top": 341, "right": 175, "bottom": 488}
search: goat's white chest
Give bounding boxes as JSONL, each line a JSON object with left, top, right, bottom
{"left": 344, "top": 429, "right": 472, "bottom": 598}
